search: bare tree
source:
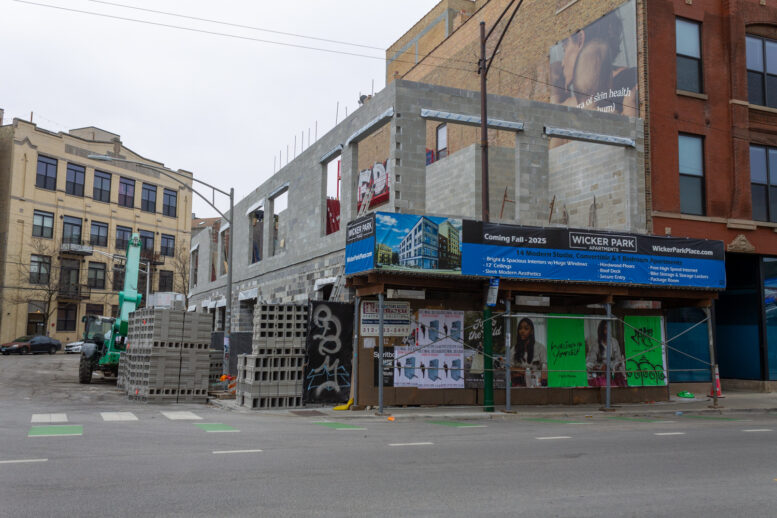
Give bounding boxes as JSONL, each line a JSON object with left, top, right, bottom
{"left": 6, "top": 239, "right": 64, "bottom": 336}
{"left": 170, "top": 245, "right": 191, "bottom": 307}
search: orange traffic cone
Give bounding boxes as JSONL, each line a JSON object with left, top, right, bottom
{"left": 709, "top": 365, "right": 723, "bottom": 398}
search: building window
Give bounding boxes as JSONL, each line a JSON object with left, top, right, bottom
{"left": 220, "top": 228, "right": 230, "bottom": 274}
{"left": 56, "top": 302, "right": 77, "bottom": 331}
{"left": 678, "top": 134, "right": 705, "bottom": 215}
{"left": 32, "top": 210, "right": 54, "bottom": 238}
{"left": 30, "top": 255, "right": 51, "bottom": 284}
{"left": 62, "top": 216, "right": 83, "bottom": 245}
{"left": 746, "top": 35, "right": 777, "bottom": 108}
{"left": 119, "top": 177, "right": 135, "bottom": 208}
{"left": 36, "top": 155, "right": 57, "bottom": 190}
{"left": 750, "top": 145, "right": 777, "bottom": 222}
{"left": 158, "top": 270, "right": 173, "bottom": 292}
{"left": 250, "top": 208, "right": 264, "bottom": 263}
{"left": 115, "top": 225, "right": 131, "bottom": 250}
{"left": 141, "top": 183, "right": 157, "bottom": 213}
{"left": 90, "top": 221, "right": 109, "bottom": 247}
{"left": 139, "top": 230, "right": 154, "bottom": 251}
{"left": 436, "top": 124, "right": 448, "bottom": 159}
{"left": 111, "top": 304, "right": 119, "bottom": 318}
{"left": 160, "top": 234, "right": 175, "bottom": 257}
{"left": 676, "top": 18, "right": 702, "bottom": 93}
{"left": 87, "top": 262, "right": 106, "bottom": 289}
{"left": 93, "top": 170, "right": 111, "bottom": 202}
{"left": 66, "top": 163, "right": 85, "bottom": 197}
{"left": 163, "top": 188, "right": 177, "bottom": 217}
{"left": 113, "top": 268, "right": 125, "bottom": 292}
{"left": 190, "top": 249, "right": 199, "bottom": 288}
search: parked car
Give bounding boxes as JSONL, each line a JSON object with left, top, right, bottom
{"left": 1, "top": 335, "right": 62, "bottom": 355}
{"left": 65, "top": 341, "right": 84, "bottom": 354}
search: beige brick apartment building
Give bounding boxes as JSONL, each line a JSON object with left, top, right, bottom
{"left": 0, "top": 109, "right": 192, "bottom": 345}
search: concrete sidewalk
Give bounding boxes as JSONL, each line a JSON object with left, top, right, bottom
{"left": 210, "top": 390, "right": 777, "bottom": 421}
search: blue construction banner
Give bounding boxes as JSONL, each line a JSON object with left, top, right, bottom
{"left": 462, "top": 221, "right": 726, "bottom": 289}
{"left": 344, "top": 214, "right": 376, "bottom": 275}
{"left": 345, "top": 214, "right": 726, "bottom": 290}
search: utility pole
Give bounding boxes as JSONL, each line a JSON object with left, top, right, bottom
{"left": 478, "top": 0, "right": 523, "bottom": 413}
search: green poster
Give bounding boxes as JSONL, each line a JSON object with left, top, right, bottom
{"left": 547, "top": 315, "right": 587, "bottom": 387}
{"left": 623, "top": 316, "right": 666, "bottom": 387}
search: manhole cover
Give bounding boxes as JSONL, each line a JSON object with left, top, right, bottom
{"left": 290, "top": 410, "right": 326, "bottom": 417}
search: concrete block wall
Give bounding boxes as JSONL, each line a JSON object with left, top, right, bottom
{"left": 548, "top": 141, "right": 640, "bottom": 230}
{"left": 189, "top": 80, "right": 645, "bottom": 332}
{"left": 425, "top": 144, "right": 515, "bottom": 222}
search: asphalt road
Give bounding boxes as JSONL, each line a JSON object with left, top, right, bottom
{"left": 1, "top": 354, "right": 776, "bottom": 517}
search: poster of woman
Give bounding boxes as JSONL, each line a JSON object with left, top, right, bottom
{"left": 510, "top": 317, "right": 548, "bottom": 388}
{"left": 549, "top": 0, "right": 638, "bottom": 117}
{"left": 584, "top": 317, "right": 628, "bottom": 387}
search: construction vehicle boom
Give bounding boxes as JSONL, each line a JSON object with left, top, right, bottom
{"left": 79, "top": 232, "right": 143, "bottom": 383}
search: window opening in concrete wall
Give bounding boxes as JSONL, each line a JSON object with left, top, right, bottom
{"left": 271, "top": 189, "right": 288, "bottom": 256}
{"left": 219, "top": 227, "right": 230, "bottom": 276}
{"left": 325, "top": 159, "right": 340, "bottom": 235}
{"left": 249, "top": 206, "right": 264, "bottom": 264}
{"left": 357, "top": 161, "right": 389, "bottom": 212}
{"left": 436, "top": 124, "right": 448, "bottom": 160}
{"left": 210, "top": 227, "right": 218, "bottom": 282}
{"left": 190, "top": 249, "right": 199, "bottom": 288}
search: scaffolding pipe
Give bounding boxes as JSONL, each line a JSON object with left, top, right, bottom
{"left": 505, "top": 299, "right": 511, "bottom": 412}
{"left": 378, "top": 292, "right": 385, "bottom": 414}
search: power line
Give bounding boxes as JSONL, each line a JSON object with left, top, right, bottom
{"left": 87, "top": 0, "right": 385, "bottom": 51}
{"left": 11, "top": 0, "right": 480, "bottom": 71}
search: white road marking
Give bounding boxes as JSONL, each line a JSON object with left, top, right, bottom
{"left": 335, "top": 427, "right": 367, "bottom": 431}
{"left": 743, "top": 429, "right": 773, "bottom": 433}
{"left": 654, "top": 432, "right": 686, "bottom": 436}
{"left": 212, "top": 449, "right": 263, "bottom": 455}
{"left": 161, "top": 411, "right": 202, "bottom": 421}
{"left": 536, "top": 436, "right": 571, "bottom": 440}
{"left": 389, "top": 442, "right": 434, "bottom": 447}
{"left": 101, "top": 412, "right": 138, "bottom": 422}
{"left": 31, "top": 414, "right": 67, "bottom": 423}
{"left": 0, "top": 458, "right": 48, "bottom": 464}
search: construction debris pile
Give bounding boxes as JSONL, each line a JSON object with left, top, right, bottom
{"left": 237, "top": 304, "right": 308, "bottom": 409}
{"left": 119, "top": 308, "right": 213, "bottom": 403}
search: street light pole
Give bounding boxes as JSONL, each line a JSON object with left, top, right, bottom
{"left": 88, "top": 154, "right": 234, "bottom": 375}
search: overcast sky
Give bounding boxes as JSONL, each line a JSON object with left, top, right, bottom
{"left": 1, "top": 0, "right": 442, "bottom": 217}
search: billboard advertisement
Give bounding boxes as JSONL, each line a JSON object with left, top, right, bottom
{"left": 346, "top": 214, "right": 726, "bottom": 290}
{"left": 461, "top": 221, "right": 726, "bottom": 289}
{"left": 549, "top": 0, "right": 638, "bottom": 117}
{"left": 373, "top": 212, "right": 463, "bottom": 273}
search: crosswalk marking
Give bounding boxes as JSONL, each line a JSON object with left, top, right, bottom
{"left": 161, "top": 411, "right": 202, "bottom": 421}
{"left": 195, "top": 423, "right": 239, "bottom": 433}
{"left": 31, "top": 414, "right": 67, "bottom": 424}
{"left": 101, "top": 412, "right": 138, "bottom": 422}
{"left": 28, "top": 425, "right": 83, "bottom": 437}
{"left": 654, "top": 432, "right": 685, "bottom": 436}
{"left": 742, "top": 429, "right": 773, "bottom": 433}
{"left": 389, "top": 442, "right": 434, "bottom": 447}
{"left": 536, "top": 436, "right": 571, "bottom": 440}
{"left": 0, "top": 458, "right": 48, "bottom": 464}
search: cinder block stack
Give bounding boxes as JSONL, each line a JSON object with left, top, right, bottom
{"left": 209, "top": 350, "right": 224, "bottom": 384}
{"left": 121, "top": 308, "right": 212, "bottom": 403}
{"left": 236, "top": 304, "right": 308, "bottom": 409}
